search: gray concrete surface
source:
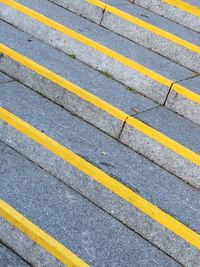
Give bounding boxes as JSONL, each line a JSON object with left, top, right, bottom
{"left": 0, "top": 20, "right": 159, "bottom": 139}
{"left": 166, "top": 75, "right": 200, "bottom": 125}
{"left": 120, "top": 106, "right": 200, "bottom": 189}
{"left": 0, "top": 242, "right": 31, "bottom": 267}
{"left": 132, "top": 0, "right": 200, "bottom": 33}
{"left": 0, "top": 71, "right": 13, "bottom": 83}
{"left": 0, "top": 143, "right": 182, "bottom": 267}
{"left": 0, "top": 81, "right": 200, "bottom": 265}
{"left": 0, "top": 0, "right": 195, "bottom": 104}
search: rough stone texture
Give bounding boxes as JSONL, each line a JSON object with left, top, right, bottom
{"left": 49, "top": 0, "right": 104, "bottom": 24}
{"left": 0, "top": 242, "right": 31, "bottom": 267}
{"left": 166, "top": 75, "right": 200, "bottom": 126}
{"left": 0, "top": 1, "right": 195, "bottom": 104}
{"left": 0, "top": 219, "right": 63, "bottom": 267}
{"left": 120, "top": 106, "right": 200, "bottom": 189}
{"left": 133, "top": 0, "right": 200, "bottom": 33}
{"left": 0, "top": 81, "right": 200, "bottom": 265}
{"left": 0, "top": 143, "right": 183, "bottom": 267}
{"left": 120, "top": 122, "right": 200, "bottom": 189}
{"left": 101, "top": 1, "right": 200, "bottom": 72}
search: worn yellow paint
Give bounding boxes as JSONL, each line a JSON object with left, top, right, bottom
{"left": 0, "top": 199, "right": 90, "bottom": 267}
{"left": 1, "top": 107, "right": 200, "bottom": 250}
{"left": 87, "top": 0, "right": 200, "bottom": 54}
{"left": 163, "top": 0, "right": 200, "bottom": 17}
{"left": 1, "top": 43, "right": 200, "bottom": 168}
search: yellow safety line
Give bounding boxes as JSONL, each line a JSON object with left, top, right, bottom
{"left": 87, "top": 0, "right": 200, "bottom": 54}
{"left": 0, "top": 199, "right": 90, "bottom": 267}
{"left": 1, "top": 43, "right": 200, "bottom": 168}
{"left": 1, "top": 0, "right": 200, "bottom": 106}
{"left": 0, "top": 107, "right": 200, "bottom": 250}
{"left": 163, "top": 0, "right": 200, "bottom": 17}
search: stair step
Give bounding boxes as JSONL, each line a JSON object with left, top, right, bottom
{"left": 1, "top": 23, "right": 200, "bottom": 189}
{"left": 0, "top": 80, "right": 200, "bottom": 265}
{"left": 51, "top": 0, "right": 200, "bottom": 73}
{"left": 0, "top": 143, "right": 182, "bottom": 267}
{"left": 131, "top": 0, "right": 200, "bottom": 33}
{"left": 0, "top": 0, "right": 197, "bottom": 107}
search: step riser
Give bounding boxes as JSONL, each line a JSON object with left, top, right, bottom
{"left": 50, "top": 0, "right": 200, "bottom": 73}
{"left": 131, "top": 0, "right": 200, "bottom": 33}
{"left": 0, "top": 218, "right": 64, "bottom": 267}
{"left": 0, "top": 3, "right": 170, "bottom": 105}
{"left": 1, "top": 55, "right": 200, "bottom": 190}
{"left": 0, "top": 121, "right": 199, "bottom": 267}
{"left": 166, "top": 87, "right": 200, "bottom": 126}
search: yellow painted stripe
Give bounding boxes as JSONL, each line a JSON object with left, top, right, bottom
{"left": 163, "top": 0, "right": 200, "bottom": 17}
{"left": 0, "top": 107, "right": 200, "bottom": 250}
{"left": 0, "top": 199, "right": 90, "bottom": 267}
{"left": 172, "top": 83, "right": 200, "bottom": 104}
{"left": 1, "top": 43, "right": 200, "bottom": 168}
{"left": 87, "top": 0, "right": 200, "bottom": 54}
{"left": 1, "top": 1, "right": 200, "bottom": 106}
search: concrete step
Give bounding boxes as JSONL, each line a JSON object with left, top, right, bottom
{"left": 0, "top": 242, "right": 31, "bottom": 267}
{"left": 0, "top": 142, "right": 182, "bottom": 267}
{"left": 1, "top": 0, "right": 199, "bottom": 109}
{"left": 1, "top": 23, "right": 200, "bottom": 189}
{"left": 0, "top": 79, "right": 200, "bottom": 265}
{"left": 130, "top": 0, "right": 200, "bottom": 34}
{"left": 49, "top": 0, "right": 200, "bottom": 73}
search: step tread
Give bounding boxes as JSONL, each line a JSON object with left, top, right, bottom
{"left": 1, "top": 79, "right": 200, "bottom": 235}
{"left": 0, "top": 142, "right": 181, "bottom": 267}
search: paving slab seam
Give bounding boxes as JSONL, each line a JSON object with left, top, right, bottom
{"left": 0, "top": 199, "right": 90, "bottom": 267}
{"left": 0, "top": 141, "right": 184, "bottom": 266}
{"left": 0, "top": 240, "right": 34, "bottom": 267}
{"left": 2, "top": 0, "right": 199, "bottom": 106}
{"left": 117, "top": 115, "right": 129, "bottom": 140}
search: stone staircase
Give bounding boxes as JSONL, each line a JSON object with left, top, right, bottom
{"left": 0, "top": 0, "right": 200, "bottom": 266}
